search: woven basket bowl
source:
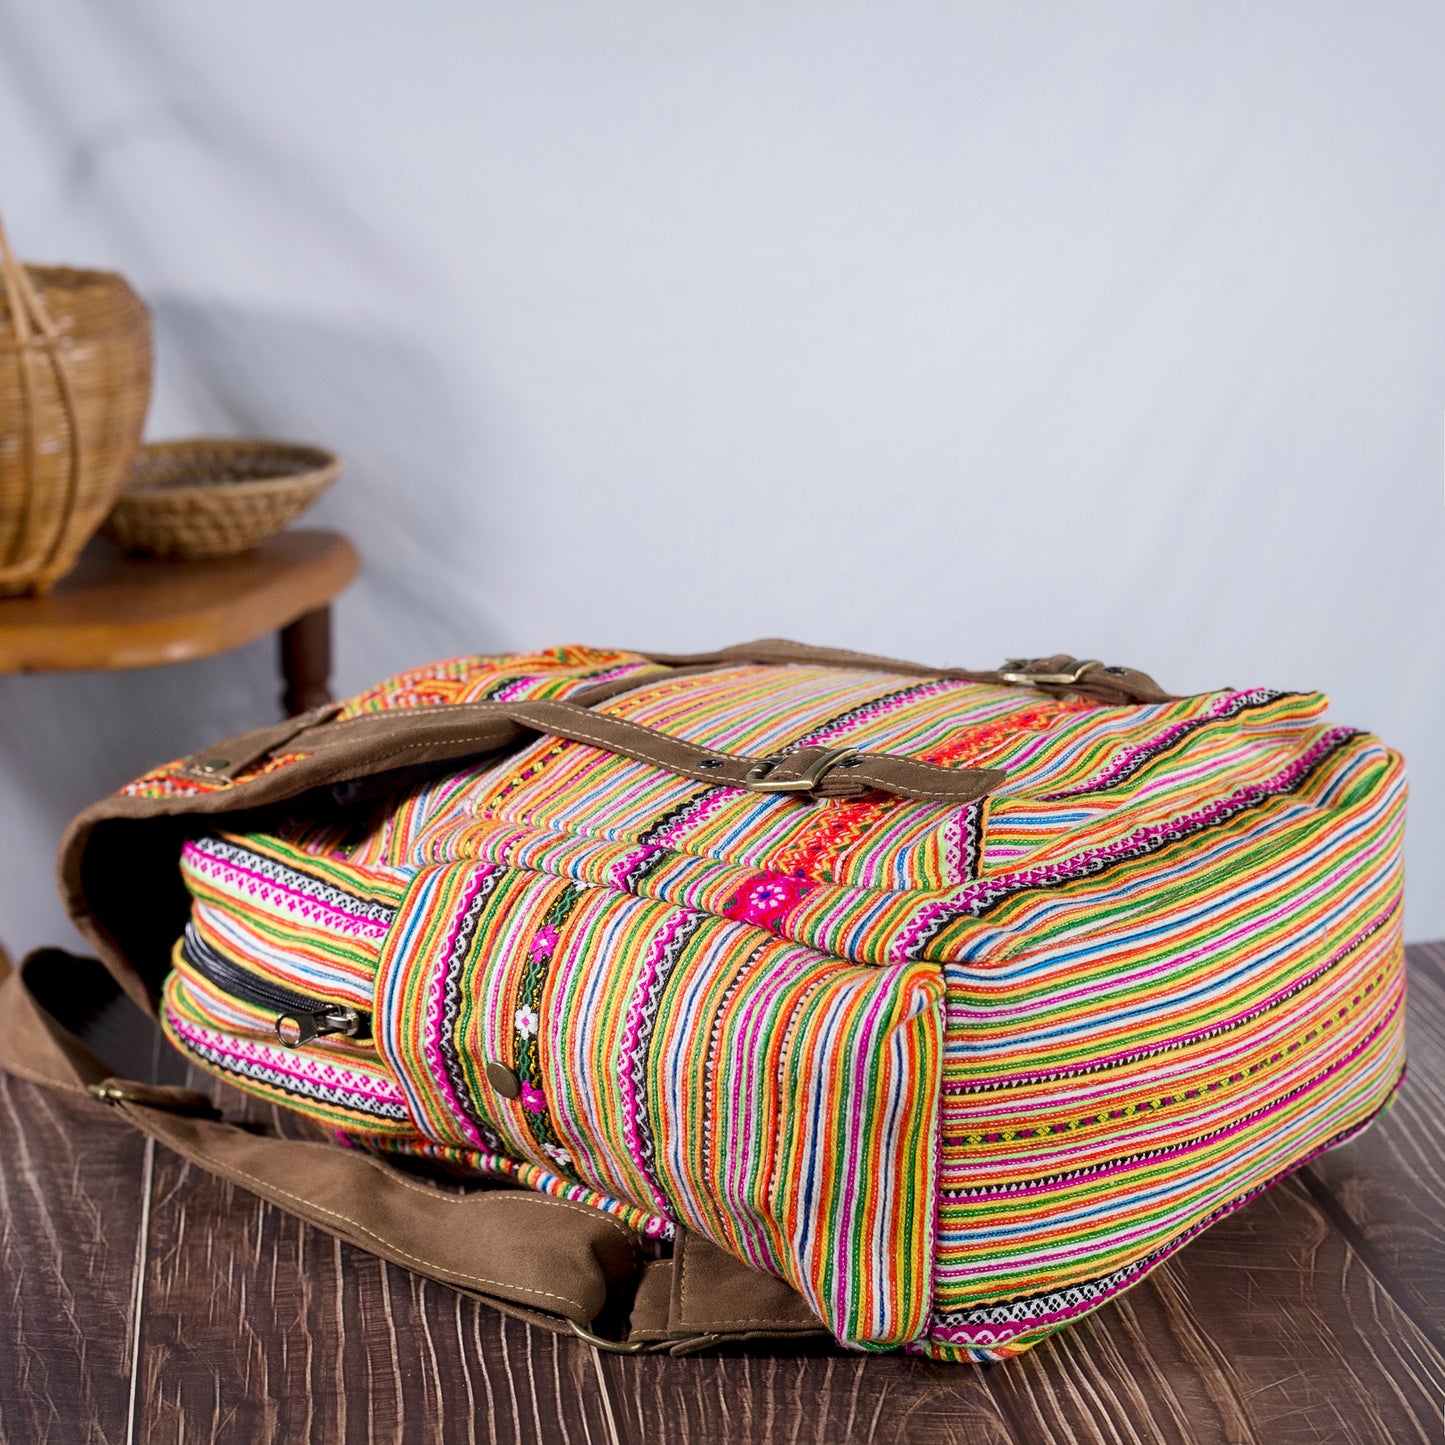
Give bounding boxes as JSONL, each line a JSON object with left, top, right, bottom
{"left": 0, "top": 262, "right": 153, "bottom": 596}
{"left": 102, "top": 438, "right": 340, "bottom": 560}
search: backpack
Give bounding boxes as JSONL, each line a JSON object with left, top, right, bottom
{"left": 2, "top": 639, "right": 1405, "bottom": 1360}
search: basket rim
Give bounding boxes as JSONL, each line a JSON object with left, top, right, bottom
{"left": 119, "top": 437, "right": 341, "bottom": 501}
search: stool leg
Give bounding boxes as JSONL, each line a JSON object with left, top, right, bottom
{"left": 279, "top": 606, "right": 333, "bottom": 718}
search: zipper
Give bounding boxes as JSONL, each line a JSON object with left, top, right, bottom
{"left": 181, "top": 923, "right": 371, "bottom": 1047}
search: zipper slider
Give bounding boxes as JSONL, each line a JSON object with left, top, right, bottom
{"left": 275, "top": 1006, "right": 363, "bottom": 1047}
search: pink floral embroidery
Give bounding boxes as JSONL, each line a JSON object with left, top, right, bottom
{"left": 722, "top": 871, "right": 815, "bottom": 930}
{"left": 520, "top": 1081, "right": 547, "bottom": 1113}
{"left": 514, "top": 1004, "right": 539, "bottom": 1037}
{"left": 530, "top": 924, "right": 560, "bottom": 961}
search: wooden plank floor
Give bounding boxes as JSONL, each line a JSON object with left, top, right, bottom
{"left": 1, "top": 947, "right": 1443, "bottom": 1445}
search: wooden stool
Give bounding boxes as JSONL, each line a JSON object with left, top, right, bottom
{"left": 0, "top": 529, "right": 359, "bottom": 717}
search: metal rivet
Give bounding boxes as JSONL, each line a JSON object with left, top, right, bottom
{"left": 198, "top": 758, "right": 230, "bottom": 773}
{"left": 698, "top": 758, "right": 725, "bottom": 769}
{"left": 839, "top": 756, "right": 864, "bottom": 768}
{"left": 485, "top": 1061, "right": 521, "bottom": 1099}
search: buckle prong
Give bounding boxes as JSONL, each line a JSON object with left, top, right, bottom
{"left": 743, "top": 746, "right": 860, "bottom": 794}
{"left": 568, "top": 1321, "right": 654, "bottom": 1354}
{"left": 999, "top": 659, "right": 1104, "bottom": 687}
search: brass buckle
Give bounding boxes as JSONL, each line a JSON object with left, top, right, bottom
{"left": 743, "top": 746, "right": 860, "bottom": 794}
{"left": 568, "top": 1321, "right": 654, "bottom": 1354}
{"left": 998, "top": 659, "right": 1104, "bottom": 687}
{"left": 87, "top": 1078, "right": 220, "bottom": 1117}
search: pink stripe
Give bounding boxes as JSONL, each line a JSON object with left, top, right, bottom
{"left": 801, "top": 677, "right": 961, "bottom": 745}
{"left": 931, "top": 1071, "right": 1402, "bottom": 1347}
{"left": 1040, "top": 691, "right": 1278, "bottom": 799}
{"left": 831, "top": 982, "right": 897, "bottom": 1327}
{"left": 722, "top": 944, "right": 817, "bottom": 1273}
{"left": 169, "top": 1015, "right": 406, "bottom": 1106}
{"left": 182, "top": 845, "right": 389, "bottom": 940}
{"left": 894, "top": 728, "right": 1356, "bottom": 961}
{"left": 419, "top": 868, "right": 493, "bottom": 1148}
{"left": 617, "top": 913, "right": 689, "bottom": 1213}
{"left": 944, "top": 903, "right": 1398, "bottom": 1094}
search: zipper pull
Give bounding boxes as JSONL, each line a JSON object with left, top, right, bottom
{"left": 275, "top": 1006, "right": 363, "bottom": 1047}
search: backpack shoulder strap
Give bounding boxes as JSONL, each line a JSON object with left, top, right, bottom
{"left": 0, "top": 949, "right": 823, "bottom": 1355}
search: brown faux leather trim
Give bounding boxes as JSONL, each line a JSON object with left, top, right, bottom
{"left": 170, "top": 698, "right": 1006, "bottom": 804}
{"left": 638, "top": 638, "right": 1177, "bottom": 706}
{"left": 169, "top": 703, "right": 343, "bottom": 785}
{"left": 56, "top": 639, "right": 1171, "bottom": 1020}
{"left": 0, "top": 951, "right": 826, "bottom": 1354}
{"left": 669, "top": 1231, "right": 825, "bottom": 1335}
{"left": 164, "top": 639, "right": 1172, "bottom": 791}
{"left": 26, "top": 639, "right": 1181, "bottom": 1358}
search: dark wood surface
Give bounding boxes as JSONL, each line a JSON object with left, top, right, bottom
{"left": 2, "top": 947, "right": 1442, "bottom": 1445}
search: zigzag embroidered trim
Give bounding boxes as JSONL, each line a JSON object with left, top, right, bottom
{"left": 621, "top": 911, "right": 705, "bottom": 1215}
{"left": 183, "top": 837, "right": 397, "bottom": 938}
{"left": 436, "top": 868, "right": 507, "bottom": 1152}
{"left": 511, "top": 884, "right": 586, "bottom": 1174}
{"left": 168, "top": 1016, "right": 411, "bottom": 1122}
{"left": 898, "top": 727, "right": 1360, "bottom": 957}
{"left": 928, "top": 1090, "right": 1399, "bottom": 1346}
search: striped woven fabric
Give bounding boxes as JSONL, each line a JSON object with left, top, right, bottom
{"left": 153, "top": 645, "right": 1407, "bottom": 1360}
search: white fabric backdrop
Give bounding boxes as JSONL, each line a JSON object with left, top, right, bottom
{"left": 1, "top": 0, "right": 1441, "bottom": 953}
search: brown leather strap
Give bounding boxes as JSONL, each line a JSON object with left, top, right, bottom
{"left": 637, "top": 637, "right": 1176, "bottom": 706}
{"left": 0, "top": 949, "right": 825, "bottom": 1354}
{"left": 56, "top": 636, "right": 1174, "bottom": 1014}
{"left": 168, "top": 695, "right": 1006, "bottom": 804}
{"left": 164, "top": 638, "right": 1173, "bottom": 798}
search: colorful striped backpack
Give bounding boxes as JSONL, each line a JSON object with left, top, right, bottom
{"left": 15, "top": 640, "right": 1406, "bottom": 1360}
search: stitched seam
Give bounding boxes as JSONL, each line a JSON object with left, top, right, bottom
{"left": 679, "top": 1241, "right": 803, "bottom": 1329}
{"left": 171, "top": 1151, "right": 589, "bottom": 1311}
{"left": 850, "top": 778, "right": 994, "bottom": 801}
{"left": 292, "top": 706, "right": 516, "bottom": 738}
{"left": 282, "top": 703, "right": 980, "bottom": 781}
{"left": 546, "top": 712, "right": 980, "bottom": 780}
{"left": 360, "top": 738, "right": 989, "bottom": 801}
{"left": 359, "top": 733, "right": 736, "bottom": 778}
{"left": 6, "top": 1064, "right": 93, "bottom": 1097}
{"left": 150, "top": 1126, "right": 638, "bottom": 1245}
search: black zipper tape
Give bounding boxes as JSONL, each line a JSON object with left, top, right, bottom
{"left": 180, "top": 923, "right": 372, "bottom": 1046}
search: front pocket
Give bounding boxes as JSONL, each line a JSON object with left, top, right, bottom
{"left": 374, "top": 860, "right": 946, "bottom": 1348}
{"left": 161, "top": 936, "right": 415, "bottom": 1136}
{"left": 161, "top": 832, "right": 415, "bottom": 1137}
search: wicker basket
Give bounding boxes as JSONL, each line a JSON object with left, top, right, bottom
{"left": 0, "top": 215, "right": 153, "bottom": 596}
{"left": 102, "top": 437, "right": 340, "bottom": 559}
